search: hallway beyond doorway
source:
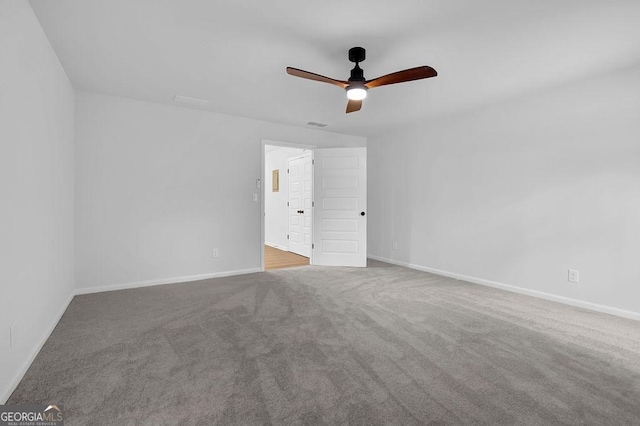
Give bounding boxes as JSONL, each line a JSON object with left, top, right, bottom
{"left": 265, "top": 245, "right": 309, "bottom": 270}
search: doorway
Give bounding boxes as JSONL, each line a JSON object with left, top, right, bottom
{"left": 261, "top": 140, "right": 368, "bottom": 271}
{"left": 263, "top": 143, "right": 312, "bottom": 270}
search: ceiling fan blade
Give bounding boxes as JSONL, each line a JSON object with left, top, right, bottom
{"left": 286, "top": 67, "right": 348, "bottom": 89}
{"left": 346, "top": 99, "right": 362, "bottom": 113}
{"left": 365, "top": 66, "right": 437, "bottom": 89}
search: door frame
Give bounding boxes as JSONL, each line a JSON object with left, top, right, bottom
{"left": 261, "top": 139, "right": 316, "bottom": 272}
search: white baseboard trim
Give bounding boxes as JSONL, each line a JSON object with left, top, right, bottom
{"left": 1, "top": 291, "right": 75, "bottom": 404}
{"left": 74, "top": 268, "right": 263, "bottom": 295}
{"left": 265, "top": 241, "right": 288, "bottom": 251}
{"left": 368, "top": 254, "right": 640, "bottom": 322}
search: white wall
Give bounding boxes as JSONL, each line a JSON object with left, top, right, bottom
{"left": 264, "top": 146, "right": 307, "bottom": 250}
{"left": 368, "top": 64, "right": 640, "bottom": 318}
{"left": 74, "top": 92, "right": 365, "bottom": 291}
{"left": 0, "top": 1, "right": 75, "bottom": 403}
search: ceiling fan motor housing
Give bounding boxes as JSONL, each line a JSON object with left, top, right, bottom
{"left": 349, "top": 64, "right": 365, "bottom": 82}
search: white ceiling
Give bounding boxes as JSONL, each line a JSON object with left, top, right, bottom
{"left": 30, "top": 0, "right": 640, "bottom": 137}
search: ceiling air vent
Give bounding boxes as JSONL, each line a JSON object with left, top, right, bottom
{"left": 173, "top": 95, "right": 210, "bottom": 107}
{"left": 307, "top": 121, "right": 328, "bottom": 128}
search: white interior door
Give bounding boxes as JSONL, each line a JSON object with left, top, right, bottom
{"left": 313, "top": 147, "right": 367, "bottom": 267}
{"left": 288, "top": 154, "right": 312, "bottom": 257}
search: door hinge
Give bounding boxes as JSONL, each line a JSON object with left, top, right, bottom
{"left": 312, "top": 243, "right": 315, "bottom": 249}
{"left": 287, "top": 201, "right": 289, "bottom": 206}
{"left": 312, "top": 201, "right": 315, "bottom": 207}
{"left": 287, "top": 168, "right": 289, "bottom": 173}
{"left": 287, "top": 234, "right": 289, "bottom": 240}
{"left": 312, "top": 159, "right": 315, "bottom": 165}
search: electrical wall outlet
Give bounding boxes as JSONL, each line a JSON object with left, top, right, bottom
{"left": 212, "top": 248, "right": 219, "bottom": 258}
{"left": 568, "top": 269, "right": 579, "bottom": 283}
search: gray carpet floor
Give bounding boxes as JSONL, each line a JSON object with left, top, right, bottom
{"left": 8, "top": 260, "right": 640, "bottom": 425}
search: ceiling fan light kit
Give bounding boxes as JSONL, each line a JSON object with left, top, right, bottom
{"left": 286, "top": 46, "right": 437, "bottom": 113}
{"left": 346, "top": 86, "right": 367, "bottom": 100}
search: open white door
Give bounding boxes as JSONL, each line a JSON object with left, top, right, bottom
{"left": 313, "top": 147, "right": 367, "bottom": 267}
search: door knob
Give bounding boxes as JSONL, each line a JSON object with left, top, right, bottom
{"left": 361, "top": 212, "right": 365, "bottom": 216}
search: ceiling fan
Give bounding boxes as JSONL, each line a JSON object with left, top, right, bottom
{"left": 286, "top": 47, "right": 437, "bottom": 113}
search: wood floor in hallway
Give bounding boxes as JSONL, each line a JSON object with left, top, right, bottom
{"left": 265, "top": 245, "right": 309, "bottom": 270}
